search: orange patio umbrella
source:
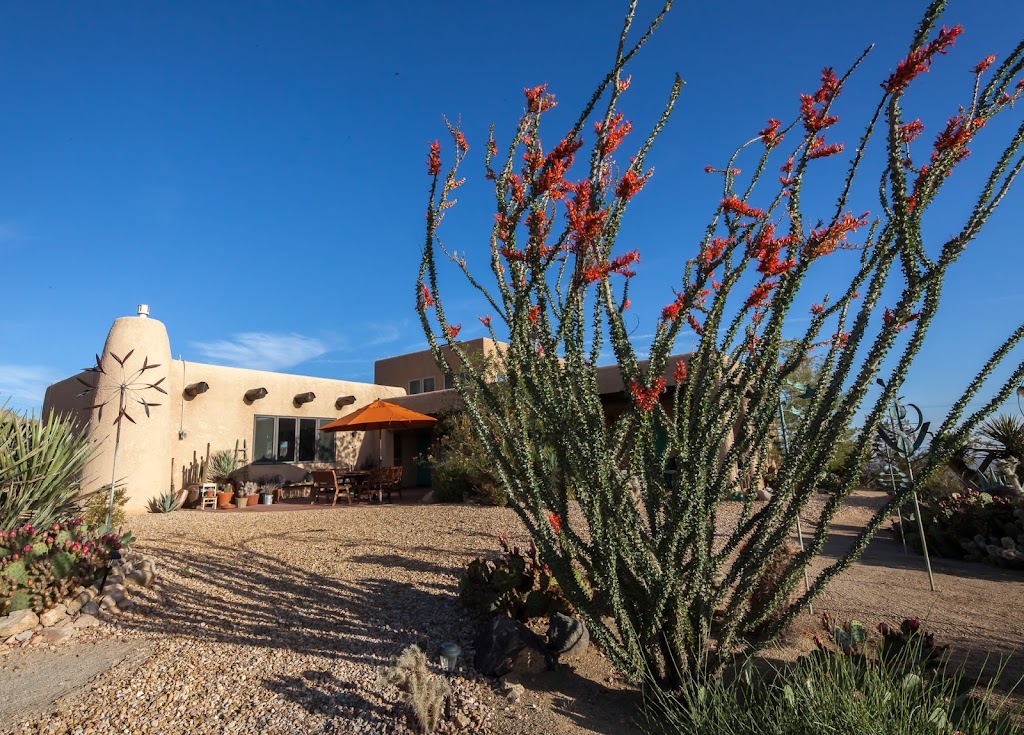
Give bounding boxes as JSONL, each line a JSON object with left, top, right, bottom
{"left": 319, "top": 398, "right": 437, "bottom": 471}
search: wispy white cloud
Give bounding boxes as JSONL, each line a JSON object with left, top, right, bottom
{"left": 190, "top": 333, "right": 328, "bottom": 371}
{"left": 0, "top": 364, "right": 62, "bottom": 410}
{"left": 366, "top": 322, "right": 402, "bottom": 346}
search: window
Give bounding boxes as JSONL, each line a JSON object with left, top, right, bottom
{"left": 422, "top": 376, "right": 435, "bottom": 393}
{"left": 254, "top": 416, "right": 336, "bottom": 463}
{"left": 444, "top": 373, "right": 455, "bottom": 390}
{"left": 409, "top": 379, "right": 421, "bottom": 395}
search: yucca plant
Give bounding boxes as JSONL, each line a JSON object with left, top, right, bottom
{"left": 0, "top": 405, "right": 97, "bottom": 532}
{"left": 206, "top": 449, "right": 238, "bottom": 485}
{"left": 417, "top": 0, "right": 1024, "bottom": 686}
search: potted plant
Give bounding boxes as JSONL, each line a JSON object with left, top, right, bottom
{"left": 235, "top": 482, "right": 257, "bottom": 508}
{"left": 259, "top": 478, "right": 278, "bottom": 505}
{"left": 208, "top": 450, "right": 240, "bottom": 508}
{"left": 216, "top": 483, "right": 235, "bottom": 509}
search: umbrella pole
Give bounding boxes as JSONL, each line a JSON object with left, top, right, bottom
{"left": 378, "top": 430, "right": 383, "bottom": 503}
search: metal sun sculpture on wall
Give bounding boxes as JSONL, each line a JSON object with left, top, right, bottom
{"left": 875, "top": 378, "right": 935, "bottom": 592}
{"left": 76, "top": 350, "right": 167, "bottom": 531}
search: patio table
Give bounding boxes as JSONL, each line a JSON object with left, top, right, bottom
{"left": 334, "top": 470, "right": 371, "bottom": 500}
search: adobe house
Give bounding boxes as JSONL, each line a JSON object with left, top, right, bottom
{"left": 43, "top": 305, "right": 703, "bottom": 513}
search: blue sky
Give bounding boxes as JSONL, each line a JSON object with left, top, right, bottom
{"left": 2, "top": 0, "right": 1023, "bottom": 421}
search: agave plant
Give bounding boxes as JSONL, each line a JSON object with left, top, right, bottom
{"left": 0, "top": 405, "right": 97, "bottom": 532}
{"left": 147, "top": 490, "right": 181, "bottom": 514}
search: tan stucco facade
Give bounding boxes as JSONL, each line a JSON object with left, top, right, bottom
{"left": 373, "top": 338, "right": 504, "bottom": 394}
{"left": 43, "top": 309, "right": 405, "bottom": 513}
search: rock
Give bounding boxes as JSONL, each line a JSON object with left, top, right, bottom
{"left": 117, "top": 597, "right": 134, "bottom": 610}
{"left": 0, "top": 609, "right": 39, "bottom": 639}
{"left": 103, "top": 583, "right": 127, "bottom": 602}
{"left": 126, "top": 570, "right": 155, "bottom": 588}
{"left": 13, "top": 629, "right": 34, "bottom": 643}
{"left": 546, "top": 613, "right": 589, "bottom": 659}
{"left": 756, "top": 488, "right": 773, "bottom": 501}
{"left": 74, "top": 614, "right": 100, "bottom": 628}
{"left": 474, "top": 616, "right": 553, "bottom": 678}
{"left": 511, "top": 647, "right": 547, "bottom": 675}
{"left": 138, "top": 560, "right": 156, "bottom": 574}
{"left": 65, "top": 597, "right": 84, "bottom": 616}
{"left": 39, "top": 603, "right": 68, "bottom": 628}
{"left": 41, "top": 626, "right": 75, "bottom": 646}
{"left": 98, "top": 595, "right": 119, "bottom": 612}
{"left": 503, "top": 683, "right": 525, "bottom": 703}
{"left": 81, "top": 601, "right": 100, "bottom": 617}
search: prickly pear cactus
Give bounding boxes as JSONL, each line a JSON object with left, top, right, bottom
{"left": 459, "top": 538, "right": 575, "bottom": 621}
{"left": 0, "top": 519, "right": 125, "bottom": 615}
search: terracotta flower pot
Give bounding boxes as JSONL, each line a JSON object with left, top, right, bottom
{"left": 216, "top": 491, "right": 234, "bottom": 510}
{"left": 246, "top": 494, "right": 260, "bottom": 506}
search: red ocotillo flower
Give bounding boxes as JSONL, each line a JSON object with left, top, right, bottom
{"left": 759, "top": 118, "right": 784, "bottom": 148}
{"left": 595, "top": 112, "right": 632, "bottom": 157}
{"left": 883, "top": 25, "right": 963, "bottom": 94}
{"left": 420, "top": 284, "right": 434, "bottom": 308}
{"left": 630, "top": 378, "right": 666, "bottom": 412}
{"left": 721, "top": 198, "right": 764, "bottom": 219}
{"left": 427, "top": 140, "right": 441, "bottom": 176}
{"left": 446, "top": 324, "right": 462, "bottom": 340}
{"left": 524, "top": 84, "right": 557, "bottom": 113}
{"left": 972, "top": 54, "right": 996, "bottom": 75}
{"left": 479, "top": 315, "right": 492, "bottom": 328}
{"left": 547, "top": 512, "right": 562, "bottom": 534}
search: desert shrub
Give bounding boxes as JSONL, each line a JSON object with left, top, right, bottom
{"left": 417, "top": 0, "right": 1024, "bottom": 687}
{"left": 0, "top": 519, "right": 130, "bottom": 615}
{"left": 641, "top": 620, "right": 1019, "bottom": 735}
{"left": 459, "top": 537, "right": 574, "bottom": 621}
{"left": 430, "top": 409, "right": 507, "bottom": 505}
{"left": 0, "top": 408, "right": 96, "bottom": 532}
{"left": 898, "top": 489, "right": 1024, "bottom": 568}
{"left": 81, "top": 483, "right": 127, "bottom": 529}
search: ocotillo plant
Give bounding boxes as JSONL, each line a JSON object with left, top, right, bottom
{"left": 418, "top": 0, "right": 1024, "bottom": 685}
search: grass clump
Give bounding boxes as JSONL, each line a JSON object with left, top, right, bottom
{"left": 641, "top": 622, "right": 1021, "bottom": 735}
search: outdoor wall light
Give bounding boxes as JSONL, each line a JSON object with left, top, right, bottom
{"left": 1016, "top": 385, "right": 1024, "bottom": 417}
{"left": 184, "top": 382, "right": 209, "bottom": 398}
{"left": 245, "top": 388, "right": 269, "bottom": 402}
{"left": 294, "top": 391, "right": 316, "bottom": 406}
{"left": 336, "top": 395, "right": 356, "bottom": 409}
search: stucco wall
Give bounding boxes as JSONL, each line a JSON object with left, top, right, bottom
{"left": 373, "top": 338, "right": 504, "bottom": 392}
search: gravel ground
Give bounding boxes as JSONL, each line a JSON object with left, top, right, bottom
{"left": 3, "top": 504, "right": 535, "bottom": 735}
{"left": 3, "top": 492, "right": 1023, "bottom": 735}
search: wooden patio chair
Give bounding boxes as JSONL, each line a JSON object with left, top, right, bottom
{"left": 369, "top": 465, "right": 403, "bottom": 503}
{"left": 310, "top": 470, "right": 350, "bottom": 506}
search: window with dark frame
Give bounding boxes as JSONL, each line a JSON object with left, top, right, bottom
{"left": 422, "top": 376, "right": 435, "bottom": 392}
{"left": 409, "top": 379, "right": 421, "bottom": 395}
{"left": 253, "top": 416, "right": 336, "bottom": 463}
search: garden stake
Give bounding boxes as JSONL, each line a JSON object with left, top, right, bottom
{"left": 877, "top": 384, "right": 935, "bottom": 592}
{"left": 777, "top": 392, "right": 812, "bottom": 613}
{"left": 77, "top": 350, "right": 166, "bottom": 531}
